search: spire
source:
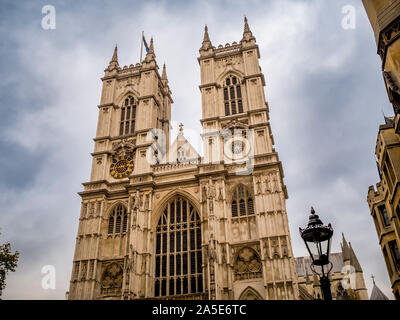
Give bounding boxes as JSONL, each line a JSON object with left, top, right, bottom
{"left": 149, "top": 37, "right": 154, "bottom": 54}
{"left": 349, "top": 242, "right": 363, "bottom": 272}
{"left": 178, "top": 123, "right": 184, "bottom": 136}
{"left": 370, "top": 276, "right": 389, "bottom": 300}
{"left": 341, "top": 233, "right": 351, "bottom": 262}
{"left": 244, "top": 16, "right": 251, "bottom": 33}
{"left": 112, "top": 44, "right": 118, "bottom": 62}
{"left": 200, "top": 25, "right": 212, "bottom": 51}
{"left": 242, "top": 16, "right": 255, "bottom": 42}
{"left": 162, "top": 63, "right": 168, "bottom": 80}
{"left": 108, "top": 44, "right": 119, "bottom": 69}
{"left": 144, "top": 37, "right": 156, "bottom": 62}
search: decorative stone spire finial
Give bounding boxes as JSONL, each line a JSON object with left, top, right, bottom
{"left": 242, "top": 16, "right": 255, "bottom": 42}
{"left": 144, "top": 37, "right": 156, "bottom": 62}
{"left": 179, "top": 123, "right": 184, "bottom": 135}
{"left": 108, "top": 44, "right": 119, "bottom": 69}
{"left": 162, "top": 63, "right": 168, "bottom": 80}
{"left": 200, "top": 25, "right": 212, "bottom": 51}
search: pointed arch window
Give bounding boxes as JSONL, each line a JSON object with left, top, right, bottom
{"left": 224, "top": 75, "right": 243, "bottom": 116}
{"left": 231, "top": 184, "right": 255, "bottom": 218}
{"left": 120, "top": 96, "right": 136, "bottom": 136}
{"left": 155, "top": 196, "right": 203, "bottom": 297}
{"left": 108, "top": 204, "right": 128, "bottom": 235}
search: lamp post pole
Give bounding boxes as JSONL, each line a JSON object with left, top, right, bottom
{"left": 300, "top": 207, "right": 334, "bottom": 301}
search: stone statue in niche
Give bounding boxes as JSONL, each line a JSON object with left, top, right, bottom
{"left": 265, "top": 174, "right": 272, "bottom": 194}
{"left": 263, "top": 240, "right": 270, "bottom": 259}
{"left": 133, "top": 193, "right": 140, "bottom": 210}
{"left": 272, "top": 240, "right": 280, "bottom": 258}
{"left": 207, "top": 181, "right": 216, "bottom": 199}
{"left": 255, "top": 175, "right": 262, "bottom": 195}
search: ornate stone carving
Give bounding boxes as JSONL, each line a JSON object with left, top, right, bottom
{"left": 111, "top": 138, "right": 136, "bottom": 159}
{"left": 234, "top": 247, "right": 262, "bottom": 280}
{"left": 101, "top": 262, "right": 123, "bottom": 296}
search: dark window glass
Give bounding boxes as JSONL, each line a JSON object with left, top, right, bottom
{"left": 115, "top": 215, "right": 121, "bottom": 233}
{"left": 197, "top": 251, "right": 202, "bottom": 273}
{"left": 162, "top": 233, "right": 167, "bottom": 253}
{"left": 169, "top": 278, "right": 174, "bottom": 296}
{"left": 170, "top": 233, "right": 175, "bottom": 253}
{"left": 239, "top": 199, "right": 246, "bottom": 216}
{"left": 119, "top": 123, "right": 124, "bottom": 136}
{"left": 230, "top": 86, "right": 235, "bottom": 100}
{"left": 379, "top": 205, "right": 390, "bottom": 227}
{"left": 177, "top": 232, "right": 181, "bottom": 251}
{"left": 226, "top": 78, "right": 230, "bottom": 86}
{"left": 183, "top": 253, "right": 188, "bottom": 274}
{"left": 176, "top": 278, "right": 181, "bottom": 295}
{"left": 232, "top": 201, "right": 238, "bottom": 217}
{"left": 232, "top": 77, "right": 237, "bottom": 84}
{"left": 162, "top": 256, "right": 167, "bottom": 277}
{"left": 198, "top": 275, "right": 203, "bottom": 292}
{"left": 236, "top": 86, "right": 242, "bottom": 98}
{"left": 155, "top": 257, "right": 160, "bottom": 277}
{"left": 176, "top": 253, "right": 181, "bottom": 276}
{"left": 154, "top": 196, "right": 203, "bottom": 297}
{"left": 231, "top": 101, "right": 237, "bottom": 114}
{"left": 126, "top": 107, "right": 131, "bottom": 119}
{"left": 224, "top": 88, "right": 229, "bottom": 100}
{"left": 155, "top": 280, "right": 160, "bottom": 297}
{"left": 169, "top": 255, "right": 175, "bottom": 276}
{"left": 248, "top": 198, "right": 254, "bottom": 215}
{"left": 238, "top": 100, "right": 243, "bottom": 113}
{"left": 190, "top": 230, "right": 195, "bottom": 250}
{"left": 225, "top": 103, "right": 230, "bottom": 115}
{"left": 183, "top": 231, "right": 187, "bottom": 251}
{"left": 121, "top": 108, "right": 125, "bottom": 121}
{"left": 183, "top": 277, "right": 188, "bottom": 294}
{"left": 161, "top": 279, "right": 166, "bottom": 296}
{"left": 108, "top": 216, "right": 114, "bottom": 234}
{"left": 122, "top": 214, "right": 128, "bottom": 232}
{"left": 191, "top": 275, "right": 196, "bottom": 293}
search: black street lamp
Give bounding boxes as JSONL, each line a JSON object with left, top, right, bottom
{"left": 299, "top": 207, "right": 334, "bottom": 300}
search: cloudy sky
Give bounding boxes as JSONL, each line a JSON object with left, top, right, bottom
{"left": 0, "top": 0, "right": 395, "bottom": 299}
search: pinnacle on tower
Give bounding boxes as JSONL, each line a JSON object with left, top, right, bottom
{"left": 162, "top": 63, "right": 168, "bottom": 81}
{"left": 341, "top": 233, "right": 351, "bottom": 262}
{"left": 348, "top": 242, "right": 363, "bottom": 272}
{"left": 145, "top": 37, "right": 156, "bottom": 62}
{"left": 108, "top": 44, "right": 119, "bottom": 69}
{"left": 200, "top": 25, "right": 212, "bottom": 51}
{"left": 242, "top": 16, "right": 255, "bottom": 42}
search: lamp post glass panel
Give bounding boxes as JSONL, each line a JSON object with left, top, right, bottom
{"left": 299, "top": 207, "right": 334, "bottom": 300}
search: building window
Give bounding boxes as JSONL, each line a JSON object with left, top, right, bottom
{"left": 223, "top": 75, "right": 243, "bottom": 116}
{"left": 231, "top": 184, "right": 255, "bottom": 217}
{"left": 389, "top": 240, "right": 400, "bottom": 270}
{"left": 383, "top": 247, "right": 393, "bottom": 276}
{"left": 108, "top": 204, "right": 128, "bottom": 235}
{"left": 154, "top": 196, "right": 203, "bottom": 297}
{"left": 120, "top": 96, "right": 136, "bottom": 136}
{"left": 378, "top": 205, "right": 390, "bottom": 227}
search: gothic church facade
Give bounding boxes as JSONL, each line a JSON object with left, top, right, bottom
{"left": 68, "top": 18, "right": 300, "bottom": 300}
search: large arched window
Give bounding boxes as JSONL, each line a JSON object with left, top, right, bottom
{"left": 154, "top": 196, "right": 203, "bottom": 297}
{"left": 231, "top": 184, "right": 255, "bottom": 218}
{"left": 108, "top": 204, "right": 128, "bottom": 235}
{"left": 120, "top": 95, "right": 136, "bottom": 136}
{"left": 223, "top": 75, "right": 243, "bottom": 116}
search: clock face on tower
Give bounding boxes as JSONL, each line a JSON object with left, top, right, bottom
{"left": 109, "top": 156, "right": 134, "bottom": 179}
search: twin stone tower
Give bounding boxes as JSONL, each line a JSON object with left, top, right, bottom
{"left": 68, "top": 18, "right": 299, "bottom": 300}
